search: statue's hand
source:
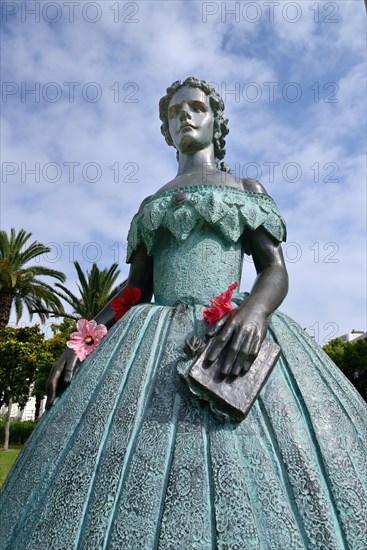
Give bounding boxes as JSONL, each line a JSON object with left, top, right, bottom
{"left": 205, "top": 307, "right": 267, "bottom": 377}
{"left": 45, "top": 347, "right": 80, "bottom": 410}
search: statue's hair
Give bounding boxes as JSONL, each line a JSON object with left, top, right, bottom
{"left": 159, "top": 77, "right": 230, "bottom": 172}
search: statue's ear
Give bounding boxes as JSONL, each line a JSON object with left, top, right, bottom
{"left": 213, "top": 130, "right": 221, "bottom": 140}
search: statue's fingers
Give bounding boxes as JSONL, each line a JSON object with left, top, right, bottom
{"left": 205, "top": 315, "right": 227, "bottom": 339}
{"left": 247, "top": 334, "right": 262, "bottom": 363}
{"left": 206, "top": 325, "right": 233, "bottom": 362}
{"left": 232, "top": 351, "right": 249, "bottom": 377}
{"left": 45, "top": 392, "right": 55, "bottom": 411}
{"left": 236, "top": 324, "right": 259, "bottom": 359}
{"left": 229, "top": 328, "right": 256, "bottom": 376}
{"left": 64, "top": 356, "right": 78, "bottom": 384}
{"left": 45, "top": 368, "right": 61, "bottom": 410}
{"left": 220, "top": 330, "right": 243, "bottom": 376}
{"left": 45, "top": 362, "right": 62, "bottom": 392}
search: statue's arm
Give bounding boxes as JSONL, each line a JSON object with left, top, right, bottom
{"left": 240, "top": 177, "right": 288, "bottom": 316}
{"left": 205, "top": 179, "right": 288, "bottom": 376}
{"left": 241, "top": 227, "right": 289, "bottom": 319}
{"left": 94, "top": 244, "right": 153, "bottom": 329}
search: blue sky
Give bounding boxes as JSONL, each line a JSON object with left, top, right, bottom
{"left": 1, "top": 0, "right": 366, "bottom": 343}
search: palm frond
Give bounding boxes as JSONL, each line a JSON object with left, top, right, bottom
{"left": 54, "top": 262, "right": 122, "bottom": 319}
{"left": 18, "top": 265, "right": 66, "bottom": 282}
{"left": 0, "top": 228, "right": 67, "bottom": 327}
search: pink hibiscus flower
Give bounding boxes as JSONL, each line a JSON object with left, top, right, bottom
{"left": 203, "top": 282, "right": 239, "bottom": 326}
{"left": 111, "top": 287, "right": 142, "bottom": 320}
{"left": 67, "top": 319, "right": 107, "bottom": 362}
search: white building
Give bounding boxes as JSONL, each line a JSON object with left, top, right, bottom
{"left": 338, "top": 330, "right": 367, "bottom": 343}
{"left": 0, "top": 393, "right": 46, "bottom": 422}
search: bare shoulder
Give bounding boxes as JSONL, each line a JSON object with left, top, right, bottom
{"left": 138, "top": 195, "right": 153, "bottom": 211}
{"left": 241, "top": 178, "right": 268, "bottom": 195}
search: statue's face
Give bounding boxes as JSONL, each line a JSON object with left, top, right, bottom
{"left": 167, "top": 85, "right": 214, "bottom": 154}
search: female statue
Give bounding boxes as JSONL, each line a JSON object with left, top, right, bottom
{"left": 1, "top": 77, "right": 366, "bottom": 550}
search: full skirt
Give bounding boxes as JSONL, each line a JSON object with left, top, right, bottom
{"left": 1, "top": 301, "right": 366, "bottom": 550}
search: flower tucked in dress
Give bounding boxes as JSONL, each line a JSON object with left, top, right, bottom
{"left": 203, "top": 282, "right": 239, "bottom": 325}
{"left": 111, "top": 287, "right": 142, "bottom": 320}
{"left": 67, "top": 319, "right": 107, "bottom": 361}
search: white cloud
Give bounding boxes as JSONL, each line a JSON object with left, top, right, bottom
{"left": 1, "top": 0, "right": 366, "bottom": 341}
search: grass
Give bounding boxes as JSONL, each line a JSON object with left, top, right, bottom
{"left": 0, "top": 445, "right": 23, "bottom": 487}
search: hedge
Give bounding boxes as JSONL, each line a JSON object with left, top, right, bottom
{"left": 0, "top": 421, "right": 37, "bottom": 444}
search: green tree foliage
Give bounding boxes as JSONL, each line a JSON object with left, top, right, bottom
{"left": 0, "top": 325, "right": 50, "bottom": 449}
{"left": 0, "top": 421, "right": 36, "bottom": 445}
{"left": 0, "top": 320, "right": 77, "bottom": 438}
{"left": 0, "top": 326, "right": 45, "bottom": 408}
{"left": 0, "top": 228, "right": 66, "bottom": 329}
{"left": 54, "top": 261, "right": 123, "bottom": 320}
{"left": 323, "top": 337, "right": 367, "bottom": 401}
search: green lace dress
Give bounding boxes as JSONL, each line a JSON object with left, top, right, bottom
{"left": 1, "top": 186, "right": 366, "bottom": 550}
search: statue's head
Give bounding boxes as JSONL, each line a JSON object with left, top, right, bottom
{"left": 159, "top": 77, "right": 229, "bottom": 169}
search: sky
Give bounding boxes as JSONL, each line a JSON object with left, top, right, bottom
{"left": 1, "top": 0, "right": 366, "bottom": 344}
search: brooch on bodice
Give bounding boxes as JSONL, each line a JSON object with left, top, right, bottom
{"left": 171, "top": 192, "right": 189, "bottom": 205}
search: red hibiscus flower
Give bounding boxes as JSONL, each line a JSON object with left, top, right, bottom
{"left": 203, "top": 282, "right": 239, "bottom": 326}
{"left": 111, "top": 287, "right": 142, "bottom": 320}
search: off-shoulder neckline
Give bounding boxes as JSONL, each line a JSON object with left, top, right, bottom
{"left": 127, "top": 184, "right": 286, "bottom": 261}
{"left": 144, "top": 184, "right": 269, "bottom": 205}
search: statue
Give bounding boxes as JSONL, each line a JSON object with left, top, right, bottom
{"left": 1, "top": 77, "right": 366, "bottom": 549}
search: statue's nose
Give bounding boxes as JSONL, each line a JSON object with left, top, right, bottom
{"left": 179, "top": 107, "right": 191, "bottom": 121}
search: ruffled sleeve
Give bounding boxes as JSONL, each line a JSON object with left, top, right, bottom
{"left": 126, "top": 186, "right": 286, "bottom": 263}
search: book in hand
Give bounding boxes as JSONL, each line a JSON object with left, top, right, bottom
{"left": 186, "top": 337, "right": 281, "bottom": 421}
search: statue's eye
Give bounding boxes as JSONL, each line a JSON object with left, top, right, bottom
{"left": 192, "top": 103, "right": 206, "bottom": 112}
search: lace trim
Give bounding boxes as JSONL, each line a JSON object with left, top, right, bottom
{"left": 126, "top": 185, "right": 287, "bottom": 262}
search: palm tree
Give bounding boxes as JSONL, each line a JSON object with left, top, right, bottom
{"left": 0, "top": 229, "right": 66, "bottom": 330}
{"left": 55, "top": 261, "right": 124, "bottom": 320}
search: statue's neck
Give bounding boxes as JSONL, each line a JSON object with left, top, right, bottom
{"left": 176, "top": 147, "right": 216, "bottom": 177}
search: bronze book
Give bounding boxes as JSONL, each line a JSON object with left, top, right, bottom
{"left": 188, "top": 339, "right": 281, "bottom": 421}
